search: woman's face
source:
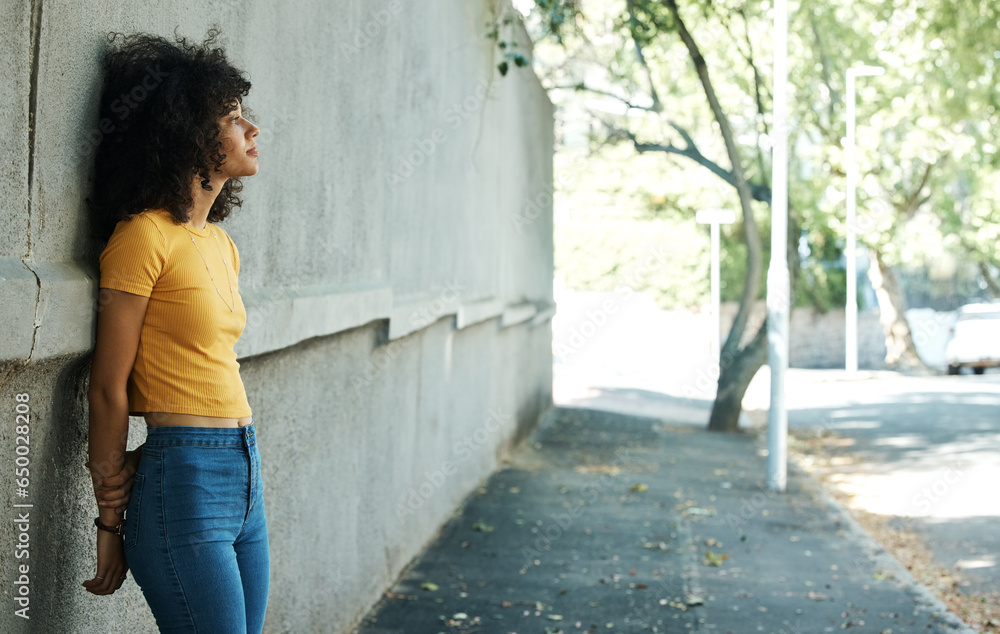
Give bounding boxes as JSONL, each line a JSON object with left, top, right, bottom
{"left": 216, "top": 101, "right": 260, "bottom": 180}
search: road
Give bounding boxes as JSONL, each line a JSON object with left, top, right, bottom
{"left": 553, "top": 290, "right": 1000, "bottom": 601}
{"left": 775, "top": 370, "right": 1000, "bottom": 597}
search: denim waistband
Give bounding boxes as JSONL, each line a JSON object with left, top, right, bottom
{"left": 144, "top": 421, "right": 256, "bottom": 448}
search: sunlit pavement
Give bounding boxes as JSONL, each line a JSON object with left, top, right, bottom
{"left": 762, "top": 369, "right": 1000, "bottom": 596}
{"left": 553, "top": 290, "right": 1000, "bottom": 599}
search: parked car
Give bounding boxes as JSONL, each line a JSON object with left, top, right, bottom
{"left": 946, "top": 303, "right": 1000, "bottom": 375}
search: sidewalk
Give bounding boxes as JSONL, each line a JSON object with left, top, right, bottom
{"left": 356, "top": 394, "right": 972, "bottom": 634}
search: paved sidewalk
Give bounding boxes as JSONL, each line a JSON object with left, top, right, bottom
{"left": 356, "top": 402, "right": 972, "bottom": 634}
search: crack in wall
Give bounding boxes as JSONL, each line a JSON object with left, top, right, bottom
{"left": 23, "top": 260, "right": 42, "bottom": 362}
{"left": 24, "top": 0, "right": 44, "bottom": 361}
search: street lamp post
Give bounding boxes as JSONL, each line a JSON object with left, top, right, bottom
{"left": 845, "top": 65, "right": 884, "bottom": 373}
{"left": 767, "top": 0, "right": 790, "bottom": 492}
{"left": 697, "top": 209, "right": 736, "bottom": 363}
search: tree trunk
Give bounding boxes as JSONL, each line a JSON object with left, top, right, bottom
{"left": 978, "top": 260, "right": 1000, "bottom": 298}
{"left": 867, "top": 248, "right": 929, "bottom": 371}
{"left": 708, "top": 321, "right": 769, "bottom": 432}
{"left": 666, "top": 0, "right": 768, "bottom": 432}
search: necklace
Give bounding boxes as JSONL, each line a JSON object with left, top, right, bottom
{"left": 183, "top": 225, "right": 236, "bottom": 312}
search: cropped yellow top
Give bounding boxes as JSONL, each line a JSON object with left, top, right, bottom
{"left": 99, "top": 209, "right": 252, "bottom": 418}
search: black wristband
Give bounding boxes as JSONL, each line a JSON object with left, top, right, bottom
{"left": 94, "top": 516, "right": 124, "bottom": 537}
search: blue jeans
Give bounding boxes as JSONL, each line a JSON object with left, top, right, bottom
{"left": 124, "top": 422, "right": 270, "bottom": 633}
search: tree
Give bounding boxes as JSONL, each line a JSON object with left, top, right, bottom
{"left": 506, "top": 0, "right": 797, "bottom": 432}
{"left": 504, "top": 0, "right": 1000, "bottom": 430}
{"left": 798, "top": 0, "right": 1000, "bottom": 369}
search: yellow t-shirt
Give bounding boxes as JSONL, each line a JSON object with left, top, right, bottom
{"left": 99, "top": 209, "right": 252, "bottom": 418}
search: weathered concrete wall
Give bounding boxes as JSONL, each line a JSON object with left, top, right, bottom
{"left": 721, "top": 302, "right": 889, "bottom": 370}
{"left": 0, "top": 1, "right": 553, "bottom": 631}
{"left": 721, "top": 303, "right": 957, "bottom": 370}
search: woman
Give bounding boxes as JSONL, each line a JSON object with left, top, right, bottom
{"left": 83, "top": 29, "right": 269, "bottom": 633}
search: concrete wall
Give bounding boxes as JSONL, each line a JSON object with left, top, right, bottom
{"left": 0, "top": 1, "right": 554, "bottom": 631}
{"left": 720, "top": 303, "right": 956, "bottom": 370}
{"left": 719, "top": 301, "right": 888, "bottom": 370}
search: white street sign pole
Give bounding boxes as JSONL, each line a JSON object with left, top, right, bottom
{"left": 846, "top": 71, "right": 858, "bottom": 374}
{"left": 767, "top": 0, "right": 790, "bottom": 492}
{"left": 845, "top": 65, "right": 884, "bottom": 374}
{"left": 711, "top": 221, "right": 721, "bottom": 361}
{"left": 697, "top": 209, "right": 736, "bottom": 365}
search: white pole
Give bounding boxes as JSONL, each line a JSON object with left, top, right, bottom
{"left": 767, "top": 0, "right": 790, "bottom": 492}
{"left": 845, "top": 66, "right": 884, "bottom": 374}
{"left": 846, "top": 72, "right": 858, "bottom": 374}
{"left": 697, "top": 209, "right": 735, "bottom": 367}
{"left": 711, "top": 221, "right": 721, "bottom": 361}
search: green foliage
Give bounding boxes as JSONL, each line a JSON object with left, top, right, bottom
{"left": 510, "top": 0, "right": 1000, "bottom": 309}
{"left": 553, "top": 147, "right": 711, "bottom": 308}
{"left": 533, "top": 0, "right": 583, "bottom": 42}
{"left": 553, "top": 145, "right": 763, "bottom": 308}
{"left": 797, "top": 262, "right": 849, "bottom": 312}
{"left": 556, "top": 216, "right": 711, "bottom": 308}
{"left": 487, "top": 4, "right": 535, "bottom": 76}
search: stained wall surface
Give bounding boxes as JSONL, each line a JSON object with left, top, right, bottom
{"left": 0, "top": 1, "right": 553, "bottom": 631}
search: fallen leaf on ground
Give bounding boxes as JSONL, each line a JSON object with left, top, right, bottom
{"left": 574, "top": 465, "right": 623, "bottom": 475}
{"left": 420, "top": 582, "right": 439, "bottom": 591}
{"left": 704, "top": 551, "right": 729, "bottom": 566}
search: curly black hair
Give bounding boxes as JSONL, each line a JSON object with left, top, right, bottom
{"left": 88, "top": 28, "right": 252, "bottom": 242}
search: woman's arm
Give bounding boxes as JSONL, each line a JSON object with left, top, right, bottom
{"left": 87, "top": 443, "right": 144, "bottom": 515}
{"left": 83, "top": 288, "right": 148, "bottom": 596}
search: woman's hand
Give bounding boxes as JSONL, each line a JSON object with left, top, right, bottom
{"left": 81, "top": 530, "right": 129, "bottom": 595}
{"left": 86, "top": 447, "right": 142, "bottom": 517}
